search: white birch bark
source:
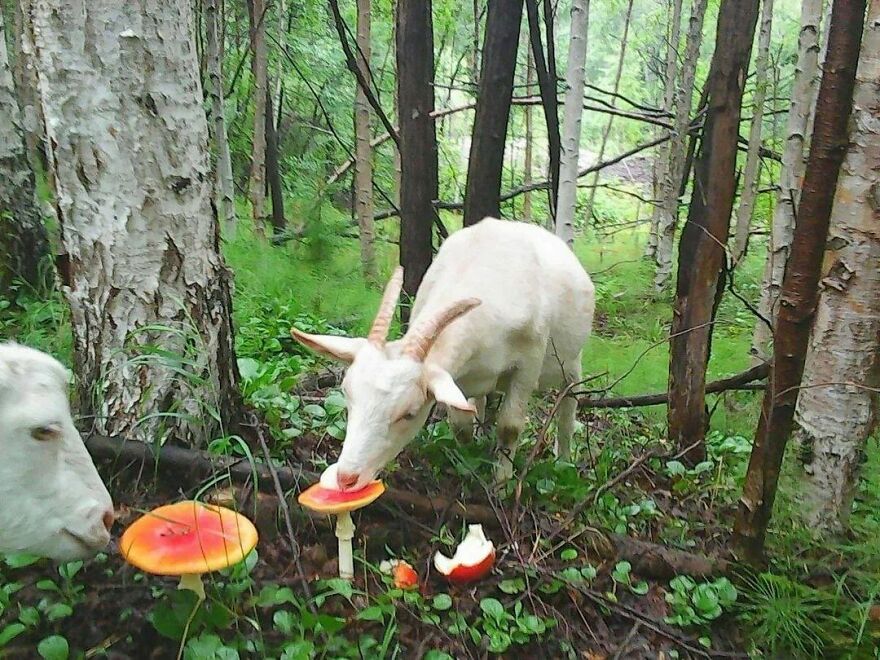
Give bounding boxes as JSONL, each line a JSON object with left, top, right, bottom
{"left": 205, "top": 0, "right": 236, "bottom": 236}
{"left": 652, "top": 0, "right": 707, "bottom": 291}
{"left": 556, "top": 0, "right": 590, "bottom": 248}
{"left": 28, "top": 0, "right": 241, "bottom": 445}
{"left": 752, "top": 0, "right": 822, "bottom": 360}
{"left": 0, "top": 7, "right": 49, "bottom": 290}
{"left": 646, "top": 0, "right": 684, "bottom": 259}
{"left": 355, "top": 0, "right": 376, "bottom": 281}
{"left": 731, "top": 0, "right": 774, "bottom": 264}
{"left": 794, "top": 3, "right": 880, "bottom": 533}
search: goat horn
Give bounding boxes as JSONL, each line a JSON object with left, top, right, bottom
{"left": 402, "top": 298, "right": 482, "bottom": 361}
{"left": 367, "top": 266, "right": 404, "bottom": 346}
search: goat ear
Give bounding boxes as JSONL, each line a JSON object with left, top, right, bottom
{"left": 290, "top": 328, "right": 366, "bottom": 364}
{"left": 425, "top": 365, "right": 476, "bottom": 414}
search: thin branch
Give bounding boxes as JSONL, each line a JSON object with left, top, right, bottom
{"left": 327, "top": 0, "right": 400, "bottom": 146}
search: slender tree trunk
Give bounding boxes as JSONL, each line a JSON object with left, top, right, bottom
{"left": 397, "top": 0, "right": 438, "bottom": 308}
{"left": 667, "top": 0, "right": 760, "bottom": 463}
{"left": 731, "top": 0, "right": 774, "bottom": 264}
{"left": 646, "top": 0, "right": 684, "bottom": 260}
{"left": 583, "top": 0, "right": 634, "bottom": 221}
{"left": 790, "top": 0, "right": 880, "bottom": 536}
{"left": 472, "top": 0, "right": 481, "bottom": 83}
{"left": 264, "top": 86, "right": 285, "bottom": 232}
{"left": 392, "top": 2, "right": 402, "bottom": 206}
{"left": 205, "top": 0, "right": 236, "bottom": 236}
{"left": 653, "top": 0, "right": 708, "bottom": 291}
{"left": 463, "top": 0, "right": 523, "bottom": 226}
{"left": 555, "top": 0, "right": 590, "bottom": 247}
{"left": 246, "top": 0, "right": 268, "bottom": 223}
{"left": 752, "top": 0, "right": 823, "bottom": 360}
{"left": 29, "top": 0, "right": 243, "bottom": 446}
{"left": 732, "top": 0, "right": 865, "bottom": 563}
{"left": 354, "top": 0, "right": 376, "bottom": 281}
{"left": 523, "top": 42, "right": 534, "bottom": 223}
{"left": 0, "top": 8, "right": 49, "bottom": 293}
{"left": 525, "top": 0, "right": 561, "bottom": 220}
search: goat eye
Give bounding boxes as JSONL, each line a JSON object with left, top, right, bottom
{"left": 31, "top": 424, "right": 63, "bottom": 441}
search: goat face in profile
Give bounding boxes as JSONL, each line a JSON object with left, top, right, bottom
{"left": 291, "top": 268, "right": 479, "bottom": 491}
{"left": 0, "top": 343, "right": 114, "bottom": 561}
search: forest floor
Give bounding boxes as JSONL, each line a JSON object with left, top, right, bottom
{"left": 1, "top": 219, "right": 879, "bottom": 659}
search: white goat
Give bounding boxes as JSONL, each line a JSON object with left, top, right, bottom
{"left": 0, "top": 343, "right": 114, "bottom": 560}
{"left": 292, "top": 217, "right": 595, "bottom": 490}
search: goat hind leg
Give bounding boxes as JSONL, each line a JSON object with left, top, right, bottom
{"left": 554, "top": 357, "right": 582, "bottom": 461}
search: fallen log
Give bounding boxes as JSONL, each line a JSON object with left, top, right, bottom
{"left": 85, "top": 435, "right": 730, "bottom": 578}
{"left": 578, "top": 362, "right": 768, "bottom": 409}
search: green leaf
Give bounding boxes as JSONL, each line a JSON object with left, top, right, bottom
{"left": 37, "top": 635, "right": 69, "bottom": 660}
{"left": 0, "top": 623, "right": 26, "bottom": 647}
{"left": 432, "top": 594, "right": 453, "bottom": 611}
{"left": 3, "top": 554, "right": 41, "bottom": 569}
{"left": 520, "top": 614, "right": 546, "bottom": 634}
{"left": 580, "top": 565, "right": 598, "bottom": 581}
{"left": 479, "top": 598, "right": 505, "bottom": 620}
{"left": 237, "top": 357, "right": 261, "bottom": 381}
{"left": 323, "top": 578, "right": 354, "bottom": 600}
{"left": 665, "top": 460, "right": 687, "bottom": 477}
{"left": 303, "top": 404, "right": 327, "bottom": 418}
{"left": 631, "top": 581, "right": 650, "bottom": 595}
{"left": 692, "top": 461, "right": 714, "bottom": 475}
{"left": 43, "top": 603, "right": 74, "bottom": 622}
{"left": 498, "top": 578, "right": 525, "bottom": 594}
{"left": 281, "top": 640, "right": 316, "bottom": 660}
{"left": 273, "top": 610, "right": 298, "bottom": 636}
{"left": 424, "top": 651, "right": 454, "bottom": 660}
{"left": 560, "top": 548, "right": 578, "bottom": 561}
{"left": 19, "top": 606, "right": 40, "bottom": 627}
{"left": 357, "top": 606, "right": 386, "bottom": 622}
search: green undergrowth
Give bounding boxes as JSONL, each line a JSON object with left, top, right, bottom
{"left": 2, "top": 215, "right": 879, "bottom": 657}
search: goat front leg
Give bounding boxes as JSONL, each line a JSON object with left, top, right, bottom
{"left": 494, "top": 365, "right": 540, "bottom": 485}
{"left": 448, "top": 397, "right": 484, "bottom": 443}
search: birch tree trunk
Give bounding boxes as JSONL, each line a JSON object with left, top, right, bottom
{"left": 0, "top": 8, "right": 49, "bottom": 293}
{"left": 751, "top": 0, "right": 822, "bottom": 360}
{"left": 583, "top": 0, "right": 634, "bottom": 221}
{"left": 355, "top": 0, "right": 376, "bottom": 281}
{"left": 205, "top": 0, "right": 236, "bottom": 236}
{"left": 653, "top": 0, "right": 708, "bottom": 291}
{"left": 731, "top": 0, "right": 774, "bottom": 264}
{"left": 793, "top": 1, "right": 880, "bottom": 535}
{"left": 11, "top": 0, "right": 48, "bottom": 183}
{"left": 28, "top": 0, "right": 242, "bottom": 446}
{"left": 733, "top": 0, "right": 865, "bottom": 562}
{"left": 667, "top": 0, "right": 760, "bottom": 462}
{"left": 247, "top": 0, "right": 268, "bottom": 223}
{"left": 555, "top": 0, "right": 590, "bottom": 248}
{"left": 646, "top": 0, "right": 684, "bottom": 260}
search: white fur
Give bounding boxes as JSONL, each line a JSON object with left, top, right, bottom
{"left": 0, "top": 343, "right": 114, "bottom": 560}
{"left": 294, "top": 218, "right": 595, "bottom": 490}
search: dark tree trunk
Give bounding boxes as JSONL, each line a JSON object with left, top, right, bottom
{"left": 462, "top": 0, "right": 524, "bottom": 226}
{"left": 732, "top": 0, "right": 865, "bottom": 564}
{"left": 396, "top": 0, "right": 438, "bottom": 311}
{"left": 264, "top": 86, "right": 286, "bottom": 233}
{"left": 667, "top": 0, "right": 760, "bottom": 462}
{"left": 525, "top": 0, "right": 560, "bottom": 219}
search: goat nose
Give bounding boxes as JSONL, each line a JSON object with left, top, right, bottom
{"left": 337, "top": 471, "right": 359, "bottom": 490}
{"left": 102, "top": 509, "right": 115, "bottom": 533}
